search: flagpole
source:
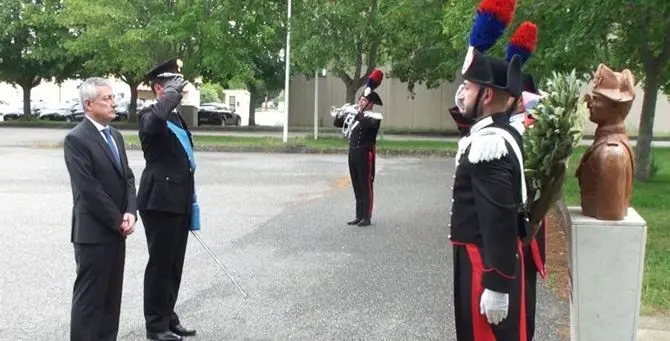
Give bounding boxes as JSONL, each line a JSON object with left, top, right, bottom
{"left": 313, "top": 70, "right": 318, "bottom": 140}
{"left": 282, "top": 0, "right": 292, "bottom": 144}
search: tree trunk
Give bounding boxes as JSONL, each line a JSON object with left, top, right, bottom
{"left": 123, "top": 77, "right": 141, "bottom": 123}
{"left": 345, "top": 84, "right": 358, "bottom": 104}
{"left": 128, "top": 84, "right": 139, "bottom": 123}
{"left": 246, "top": 81, "right": 257, "bottom": 126}
{"left": 634, "top": 69, "right": 659, "bottom": 182}
{"left": 20, "top": 83, "right": 32, "bottom": 118}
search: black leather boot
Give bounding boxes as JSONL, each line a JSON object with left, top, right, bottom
{"left": 347, "top": 218, "right": 361, "bottom": 225}
{"left": 171, "top": 324, "right": 196, "bottom": 337}
{"left": 146, "top": 331, "right": 182, "bottom": 340}
{"left": 357, "top": 218, "right": 371, "bottom": 226}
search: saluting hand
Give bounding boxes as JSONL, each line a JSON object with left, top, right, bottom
{"left": 165, "top": 75, "right": 189, "bottom": 93}
{"left": 120, "top": 213, "right": 136, "bottom": 236}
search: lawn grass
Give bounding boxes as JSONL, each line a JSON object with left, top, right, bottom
{"left": 563, "top": 146, "right": 670, "bottom": 313}
{"left": 123, "top": 134, "right": 459, "bottom": 155}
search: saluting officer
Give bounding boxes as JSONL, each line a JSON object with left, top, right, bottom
{"left": 137, "top": 58, "right": 197, "bottom": 341}
{"left": 450, "top": 47, "right": 529, "bottom": 341}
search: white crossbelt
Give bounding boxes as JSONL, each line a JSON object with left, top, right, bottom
{"left": 478, "top": 127, "right": 527, "bottom": 205}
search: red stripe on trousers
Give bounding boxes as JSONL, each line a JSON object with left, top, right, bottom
{"left": 465, "top": 244, "right": 496, "bottom": 341}
{"left": 518, "top": 241, "right": 528, "bottom": 341}
{"left": 530, "top": 217, "right": 547, "bottom": 279}
{"left": 465, "top": 243, "right": 528, "bottom": 341}
{"left": 367, "top": 149, "right": 374, "bottom": 218}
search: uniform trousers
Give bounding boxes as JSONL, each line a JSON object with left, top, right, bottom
{"left": 523, "top": 219, "right": 547, "bottom": 341}
{"left": 141, "top": 210, "right": 190, "bottom": 333}
{"left": 348, "top": 146, "right": 376, "bottom": 220}
{"left": 452, "top": 242, "right": 527, "bottom": 341}
{"left": 70, "top": 240, "right": 126, "bottom": 341}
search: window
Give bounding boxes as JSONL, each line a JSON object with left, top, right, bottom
{"left": 229, "top": 96, "right": 236, "bottom": 111}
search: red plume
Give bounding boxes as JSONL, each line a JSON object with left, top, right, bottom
{"left": 509, "top": 21, "right": 538, "bottom": 52}
{"left": 369, "top": 69, "right": 383, "bottom": 84}
{"left": 477, "top": 0, "right": 517, "bottom": 26}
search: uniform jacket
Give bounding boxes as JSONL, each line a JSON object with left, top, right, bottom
{"left": 137, "top": 88, "right": 194, "bottom": 215}
{"left": 449, "top": 113, "right": 525, "bottom": 293}
{"left": 333, "top": 110, "right": 382, "bottom": 150}
{"left": 63, "top": 117, "right": 137, "bottom": 243}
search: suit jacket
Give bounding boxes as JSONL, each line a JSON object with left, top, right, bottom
{"left": 136, "top": 87, "right": 194, "bottom": 215}
{"left": 63, "top": 118, "right": 137, "bottom": 244}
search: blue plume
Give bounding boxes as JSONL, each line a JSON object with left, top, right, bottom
{"left": 505, "top": 44, "right": 531, "bottom": 65}
{"left": 468, "top": 11, "right": 507, "bottom": 53}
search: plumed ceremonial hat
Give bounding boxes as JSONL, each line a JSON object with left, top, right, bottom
{"left": 523, "top": 73, "right": 538, "bottom": 94}
{"left": 468, "top": 0, "right": 517, "bottom": 54}
{"left": 462, "top": 47, "right": 494, "bottom": 86}
{"left": 505, "top": 21, "right": 538, "bottom": 67}
{"left": 504, "top": 21, "right": 540, "bottom": 99}
{"left": 488, "top": 54, "right": 524, "bottom": 97}
{"left": 362, "top": 69, "right": 384, "bottom": 106}
{"left": 146, "top": 57, "right": 184, "bottom": 83}
{"left": 365, "top": 91, "right": 383, "bottom": 106}
{"left": 461, "top": 0, "right": 520, "bottom": 91}
{"left": 462, "top": 47, "right": 523, "bottom": 98}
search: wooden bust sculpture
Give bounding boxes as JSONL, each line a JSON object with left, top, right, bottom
{"left": 576, "top": 64, "right": 636, "bottom": 220}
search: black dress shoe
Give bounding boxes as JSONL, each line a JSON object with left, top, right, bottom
{"left": 347, "top": 218, "right": 362, "bottom": 225}
{"left": 171, "top": 324, "right": 196, "bottom": 337}
{"left": 146, "top": 331, "right": 182, "bottom": 340}
{"left": 357, "top": 218, "right": 371, "bottom": 226}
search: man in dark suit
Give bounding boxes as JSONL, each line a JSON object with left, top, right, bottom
{"left": 137, "top": 58, "right": 197, "bottom": 341}
{"left": 63, "top": 77, "right": 137, "bottom": 341}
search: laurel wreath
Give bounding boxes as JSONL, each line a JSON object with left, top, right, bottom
{"left": 523, "top": 69, "right": 587, "bottom": 230}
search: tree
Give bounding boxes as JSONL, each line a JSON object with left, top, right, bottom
{"left": 604, "top": 2, "right": 670, "bottom": 181}
{"left": 0, "top": 0, "right": 82, "bottom": 117}
{"left": 292, "top": 0, "right": 385, "bottom": 103}
{"left": 383, "top": 0, "right": 462, "bottom": 95}
{"left": 206, "top": 0, "right": 286, "bottom": 125}
{"left": 200, "top": 82, "right": 224, "bottom": 103}
{"left": 60, "top": 0, "right": 236, "bottom": 122}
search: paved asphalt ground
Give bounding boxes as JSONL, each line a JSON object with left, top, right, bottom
{"left": 0, "top": 127, "right": 571, "bottom": 340}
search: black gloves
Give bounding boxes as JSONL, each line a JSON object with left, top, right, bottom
{"left": 164, "top": 74, "right": 189, "bottom": 93}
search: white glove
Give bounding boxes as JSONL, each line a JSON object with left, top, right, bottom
{"left": 479, "top": 289, "right": 509, "bottom": 325}
{"left": 454, "top": 83, "right": 466, "bottom": 113}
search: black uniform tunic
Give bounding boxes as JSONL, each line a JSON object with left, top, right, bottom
{"left": 334, "top": 110, "right": 382, "bottom": 221}
{"left": 449, "top": 113, "right": 528, "bottom": 341}
{"left": 137, "top": 87, "right": 194, "bottom": 334}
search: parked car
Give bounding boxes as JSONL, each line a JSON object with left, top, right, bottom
{"left": 39, "top": 103, "right": 77, "bottom": 121}
{"left": 198, "top": 103, "right": 241, "bottom": 126}
{"left": 1, "top": 102, "right": 34, "bottom": 120}
{"left": 0, "top": 100, "right": 12, "bottom": 122}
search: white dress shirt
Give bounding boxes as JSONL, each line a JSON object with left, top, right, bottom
{"left": 86, "top": 115, "right": 120, "bottom": 159}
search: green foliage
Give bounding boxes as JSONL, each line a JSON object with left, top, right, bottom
{"left": 0, "top": 0, "right": 82, "bottom": 114}
{"left": 293, "top": 0, "right": 449, "bottom": 101}
{"left": 524, "top": 70, "right": 585, "bottom": 226}
{"left": 200, "top": 82, "right": 224, "bottom": 103}
{"left": 383, "top": 0, "right": 459, "bottom": 93}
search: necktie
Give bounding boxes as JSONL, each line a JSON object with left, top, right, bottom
{"left": 102, "top": 128, "right": 121, "bottom": 167}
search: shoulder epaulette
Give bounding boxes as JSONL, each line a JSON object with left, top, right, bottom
{"left": 468, "top": 128, "right": 509, "bottom": 164}
{"left": 364, "top": 112, "right": 383, "bottom": 120}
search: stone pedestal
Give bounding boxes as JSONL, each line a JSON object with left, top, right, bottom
{"left": 567, "top": 206, "right": 647, "bottom": 341}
